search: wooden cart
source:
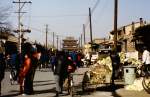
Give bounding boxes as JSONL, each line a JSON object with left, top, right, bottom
{"left": 82, "top": 65, "right": 112, "bottom": 92}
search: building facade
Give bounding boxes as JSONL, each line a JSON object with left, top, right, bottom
{"left": 62, "top": 37, "right": 78, "bottom": 51}
{"left": 109, "top": 18, "right": 145, "bottom": 52}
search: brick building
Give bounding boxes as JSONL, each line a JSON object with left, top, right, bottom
{"left": 109, "top": 18, "right": 145, "bottom": 52}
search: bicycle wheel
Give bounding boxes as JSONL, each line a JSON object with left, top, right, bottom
{"left": 69, "top": 81, "right": 74, "bottom": 97}
{"left": 142, "top": 66, "right": 150, "bottom": 94}
{"left": 142, "top": 76, "right": 150, "bottom": 93}
{"left": 67, "top": 76, "right": 74, "bottom": 97}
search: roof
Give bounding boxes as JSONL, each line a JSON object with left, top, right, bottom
{"left": 7, "top": 35, "right": 18, "bottom": 43}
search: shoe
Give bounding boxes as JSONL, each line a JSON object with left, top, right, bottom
{"left": 22, "top": 93, "right": 28, "bottom": 96}
{"left": 59, "top": 91, "right": 63, "bottom": 94}
{"left": 54, "top": 92, "right": 59, "bottom": 97}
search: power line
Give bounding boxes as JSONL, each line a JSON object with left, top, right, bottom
{"left": 95, "top": 0, "right": 109, "bottom": 23}
{"left": 4, "top": 14, "right": 87, "bottom": 18}
{"left": 91, "top": 0, "right": 101, "bottom": 14}
{"left": 82, "top": 0, "right": 101, "bottom": 43}
{"left": 84, "top": 0, "right": 101, "bottom": 30}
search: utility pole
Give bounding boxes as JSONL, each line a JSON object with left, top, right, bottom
{"left": 45, "top": 24, "right": 48, "bottom": 50}
{"left": 81, "top": 34, "right": 82, "bottom": 47}
{"left": 60, "top": 39, "right": 62, "bottom": 50}
{"left": 53, "top": 32, "right": 54, "bottom": 48}
{"left": 79, "top": 37, "right": 80, "bottom": 48}
{"left": 57, "top": 35, "right": 58, "bottom": 50}
{"left": 89, "top": 8, "right": 93, "bottom": 50}
{"left": 83, "top": 24, "right": 86, "bottom": 44}
{"left": 111, "top": 0, "right": 118, "bottom": 92}
{"left": 13, "top": 0, "right": 31, "bottom": 53}
{"left": 0, "top": 27, "right": 2, "bottom": 42}
{"left": 114, "top": 0, "right": 118, "bottom": 52}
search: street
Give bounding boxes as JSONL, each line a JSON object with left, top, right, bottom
{"left": 1, "top": 68, "right": 150, "bottom": 97}
{"left": 1, "top": 68, "right": 89, "bottom": 97}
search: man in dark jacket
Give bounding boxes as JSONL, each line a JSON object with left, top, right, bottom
{"left": 110, "top": 49, "right": 120, "bottom": 91}
{"left": 53, "top": 51, "right": 67, "bottom": 97}
{"left": 0, "top": 53, "right": 5, "bottom": 96}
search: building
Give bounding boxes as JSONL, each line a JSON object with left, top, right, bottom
{"left": 93, "top": 38, "right": 111, "bottom": 49}
{"left": 0, "top": 26, "right": 14, "bottom": 40}
{"left": 62, "top": 37, "right": 78, "bottom": 51}
{"left": 109, "top": 18, "right": 145, "bottom": 52}
{"left": 82, "top": 38, "right": 111, "bottom": 55}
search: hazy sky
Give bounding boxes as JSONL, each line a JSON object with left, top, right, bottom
{"left": 3, "top": 0, "right": 150, "bottom": 46}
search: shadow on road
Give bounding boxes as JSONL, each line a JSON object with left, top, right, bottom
{"left": 1, "top": 93, "right": 20, "bottom": 97}
{"left": 33, "top": 79, "right": 55, "bottom": 87}
{"left": 34, "top": 87, "right": 56, "bottom": 94}
{"left": 77, "top": 84, "right": 124, "bottom": 97}
{"left": 34, "top": 82, "right": 55, "bottom": 87}
{"left": 1, "top": 88, "right": 56, "bottom": 97}
{"left": 34, "top": 80, "right": 54, "bottom": 83}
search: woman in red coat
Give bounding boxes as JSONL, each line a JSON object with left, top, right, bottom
{"left": 18, "top": 54, "right": 31, "bottom": 94}
{"left": 18, "top": 42, "right": 41, "bottom": 95}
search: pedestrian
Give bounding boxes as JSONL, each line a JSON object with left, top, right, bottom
{"left": 110, "top": 48, "right": 120, "bottom": 91}
{"left": 70, "top": 51, "right": 77, "bottom": 66}
{"left": 142, "top": 46, "right": 150, "bottom": 76}
{"left": 52, "top": 50, "right": 67, "bottom": 97}
{"left": 76, "top": 51, "right": 82, "bottom": 67}
{"left": 0, "top": 52, "right": 5, "bottom": 96}
{"left": 18, "top": 42, "right": 40, "bottom": 95}
{"left": 50, "top": 51, "right": 56, "bottom": 72}
{"left": 67, "top": 55, "right": 76, "bottom": 74}
{"left": 85, "top": 52, "right": 90, "bottom": 67}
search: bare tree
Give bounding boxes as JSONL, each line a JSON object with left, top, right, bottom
{"left": 0, "top": 0, "right": 11, "bottom": 24}
{"left": 0, "top": 0, "right": 14, "bottom": 40}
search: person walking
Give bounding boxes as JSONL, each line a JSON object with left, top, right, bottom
{"left": 0, "top": 52, "right": 5, "bottom": 96}
{"left": 50, "top": 51, "right": 56, "bottom": 72}
{"left": 142, "top": 46, "right": 150, "bottom": 76}
{"left": 52, "top": 50, "right": 67, "bottom": 97}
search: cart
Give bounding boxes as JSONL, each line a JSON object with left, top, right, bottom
{"left": 82, "top": 65, "right": 112, "bottom": 92}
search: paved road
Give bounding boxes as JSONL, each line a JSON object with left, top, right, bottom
{"left": 1, "top": 68, "right": 150, "bottom": 97}
{"left": 1, "top": 68, "right": 88, "bottom": 97}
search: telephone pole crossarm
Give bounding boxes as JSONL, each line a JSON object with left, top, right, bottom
{"left": 13, "top": 0, "right": 32, "bottom": 53}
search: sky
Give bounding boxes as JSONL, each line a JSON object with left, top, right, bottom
{"left": 2, "top": 0, "right": 150, "bottom": 47}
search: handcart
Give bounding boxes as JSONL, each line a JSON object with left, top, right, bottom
{"left": 64, "top": 68, "right": 88, "bottom": 97}
{"left": 82, "top": 65, "right": 112, "bottom": 92}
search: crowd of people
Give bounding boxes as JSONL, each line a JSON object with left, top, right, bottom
{"left": 0, "top": 41, "right": 84, "bottom": 97}
{"left": 1, "top": 39, "right": 149, "bottom": 96}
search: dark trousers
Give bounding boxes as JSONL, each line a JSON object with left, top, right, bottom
{"left": 24, "top": 68, "right": 35, "bottom": 94}
{"left": 111, "top": 64, "right": 117, "bottom": 91}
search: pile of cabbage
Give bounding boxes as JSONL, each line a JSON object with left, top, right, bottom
{"left": 119, "top": 52, "right": 142, "bottom": 66}
{"left": 86, "top": 56, "right": 112, "bottom": 84}
{"left": 89, "top": 64, "right": 111, "bottom": 84}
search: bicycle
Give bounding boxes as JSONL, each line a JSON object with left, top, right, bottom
{"left": 6, "top": 58, "right": 18, "bottom": 85}
{"left": 142, "top": 65, "right": 150, "bottom": 93}
{"left": 67, "top": 73, "right": 75, "bottom": 97}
